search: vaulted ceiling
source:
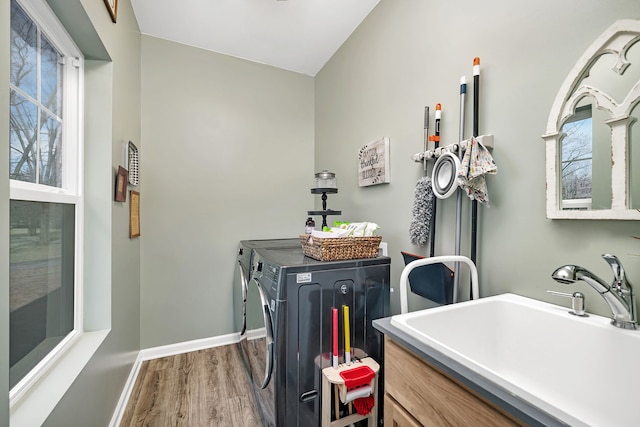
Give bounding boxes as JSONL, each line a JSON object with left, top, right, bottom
{"left": 131, "top": 0, "right": 380, "bottom": 76}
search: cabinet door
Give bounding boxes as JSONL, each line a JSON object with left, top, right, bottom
{"left": 385, "top": 337, "right": 521, "bottom": 426}
{"left": 384, "top": 394, "right": 422, "bottom": 427}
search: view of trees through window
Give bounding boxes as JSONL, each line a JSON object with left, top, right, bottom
{"left": 10, "top": 0, "right": 63, "bottom": 187}
{"left": 9, "top": 0, "right": 78, "bottom": 390}
{"left": 561, "top": 105, "right": 593, "bottom": 204}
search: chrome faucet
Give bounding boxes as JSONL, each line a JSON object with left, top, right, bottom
{"left": 551, "top": 254, "right": 636, "bottom": 330}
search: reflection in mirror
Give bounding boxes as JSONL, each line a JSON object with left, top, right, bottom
{"left": 632, "top": 102, "right": 640, "bottom": 210}
{"left": 583, "top": 41, "right": 640, "bottom": 211}
{"left": 592, "top": 96, "right": 613, "bottom": 210}
{"left": 543, "top": 20, "right": 640, "bottom": 219}
{"left": 561, "top": 103, "right": 593, "bottom": 210}
{"left": 560, "top": 97, "right": 614, "bottom": 210}
{"left": 561, "top": 41, "right": 640, "bottom": 211}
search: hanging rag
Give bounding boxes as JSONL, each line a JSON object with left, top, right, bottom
{"left": 457, "top": 136, "right": 497, "bottom": 206}
{"left": 409, "top": 176, "right": 434, "bottom": 247}
{"left": 353, "top": 395, "right": 375, "bottom": 415}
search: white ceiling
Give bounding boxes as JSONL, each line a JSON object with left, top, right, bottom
{"left": 130, "top": 0, "right": 380, "bottom": 76}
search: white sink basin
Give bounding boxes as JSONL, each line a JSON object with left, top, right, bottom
{"left": 390, "top": 293, "right": 640, "bottom": 427}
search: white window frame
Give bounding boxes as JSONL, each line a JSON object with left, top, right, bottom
{"left": 8, "top": 0, "right": 84, "bottom": 405}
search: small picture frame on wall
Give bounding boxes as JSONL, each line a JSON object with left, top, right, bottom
{"left": 130, "top": 191, "right": 140, "bottom": 238}
{"left": 358, "top": 137, "right": 391, "bottom": 187}
{"left": 115, "top": 166, "right": 128, "bottom": 202}
{"left": 103, "top": 0, "right": 118, "bottom": 23}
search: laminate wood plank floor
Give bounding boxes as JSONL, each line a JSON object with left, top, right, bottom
{"left": 120, "top": 344, "right": 262, "bottom": 427}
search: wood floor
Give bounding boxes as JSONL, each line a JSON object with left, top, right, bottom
{"left": 120, "top": 344, "right": 262, "bottom": 426}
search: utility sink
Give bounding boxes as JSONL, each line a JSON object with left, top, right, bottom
{"left": 390, "top": 293, "right": 640, "bottom": 427}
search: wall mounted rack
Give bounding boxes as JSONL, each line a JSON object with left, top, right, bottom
{"left": 412, "top": 134, "right": 494, "bottom": 163}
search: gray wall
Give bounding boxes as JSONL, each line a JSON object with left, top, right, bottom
{"left": 139, "top": 36, "right": 315, "bottom": 348}
{"left": 41, "top": 0, "right": 142, "bottom": 425}
{"left": 315, "top": 0, "right": 640, "bottom": 316}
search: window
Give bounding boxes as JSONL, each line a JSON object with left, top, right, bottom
{"left": 9, "top": 0, "right": 83, "bottom": 398}
{"left": 560, "top": 104, "right": 592, "bottom": 210}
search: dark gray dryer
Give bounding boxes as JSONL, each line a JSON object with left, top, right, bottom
{"left": 245, "top": 246, "right": 390, "bottom": 427}
{"left": 233, "top": 238, "right": 300, "bottom": 336}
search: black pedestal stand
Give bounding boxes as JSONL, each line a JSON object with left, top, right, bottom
{"left": 308, "top": 188, "right": 341, "bottom": 230}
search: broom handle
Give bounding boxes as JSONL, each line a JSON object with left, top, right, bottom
{"left": 453, "top": 77, "right": 466, "bottom": 303}
{"left": 470, "top": 58, "right": 480, "bottom": 299}
{"left": 429, "top": 104, "right": 442, "bottom": 257}
{"left": 423, "top": 106, "right": 429, "bottom": 173}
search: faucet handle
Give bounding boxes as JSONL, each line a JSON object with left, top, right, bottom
{"left": 546, "top": 290, "right": 588, "bottom": 317}
{"left": 601, "top": 254, "right": 627, "bottom": 290}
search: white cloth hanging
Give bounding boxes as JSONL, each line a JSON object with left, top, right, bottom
{"left": 457, "top": 136, "right": 497, "bottom": 206}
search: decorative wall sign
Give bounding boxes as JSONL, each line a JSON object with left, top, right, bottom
{"left": 115, "top": 166, "right": 128, "bottom": 202}
{"left": 358, "top": 137, "right": 390, "bottom": 187}
{"left": 130, "top": 191, "right": 140, "bottom": 238}
{"left": 127, "top": 141, "right": 139, "bottom": 186}
{"left": 103, "top": 0, "right": 118, "bottom": 23}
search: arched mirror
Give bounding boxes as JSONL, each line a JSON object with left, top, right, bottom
{"left": 543, "top": 19, "right": 640, "bottom": 220}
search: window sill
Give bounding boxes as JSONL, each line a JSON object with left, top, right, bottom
{"left": 9, "top": 329, "right": 110, "bottom": 427}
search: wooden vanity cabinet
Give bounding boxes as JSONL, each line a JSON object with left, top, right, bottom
{"left": 383, "top": 337, "right": 523, "bottom": 427}
{"left": 384, "top": 393, "right": 422, "bottom": 427}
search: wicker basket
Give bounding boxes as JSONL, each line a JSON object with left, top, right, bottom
{"left": 299, "top": 234, "right": 382, "bottom": 261}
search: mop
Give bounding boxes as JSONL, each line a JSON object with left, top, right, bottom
{"left": 406, "top": 105, "right": 454, "bottom": 306}
{"left": 409, "top": 106, "right": 434, "bottom": 247}
{"left": 409, "top": 175, "right": 434, "bottom": 247}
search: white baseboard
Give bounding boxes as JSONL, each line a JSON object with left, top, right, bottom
{"left": 108, "top": 351, "right": 144, "bottom": 427}
{"left": 109, "top": 332, "right": 240, "bottom": 426}
{"left": 245, "top": 327, "right": 266, "bottom": 341}
{"left": 138, "top": 332, "right": 240, "bottom": 361}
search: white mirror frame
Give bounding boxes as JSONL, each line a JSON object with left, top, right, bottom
{"left": 542, "top": 19, "right": 640, "bottom": 220}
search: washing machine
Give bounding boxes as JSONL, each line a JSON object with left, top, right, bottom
{"left": 245, "top": 246, "right": 390, "bottom": 427}
{"left": 233, "top": 238, "right": 300, "bottom": 337}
